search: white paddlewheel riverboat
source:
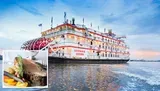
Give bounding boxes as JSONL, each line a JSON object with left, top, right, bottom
{"left": 21, "top": 14, "right": 130, "bottom": 63}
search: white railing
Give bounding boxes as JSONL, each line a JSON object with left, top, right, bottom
{"left": 45, "top": 30, "right": 129, "bottom": 48}
{"left": 38, "top": 36, "right": 129, "bottom": 60}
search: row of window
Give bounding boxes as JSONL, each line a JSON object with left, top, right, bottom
{"left": 46, "top": 29, "right": 126, "bottom": 47}
{"left": 101, "top": 53, "right": 120, "bottom": 58}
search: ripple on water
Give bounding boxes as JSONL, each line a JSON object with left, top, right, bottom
{"left": 113, "top": 71, "right": 160, "bottom": 86}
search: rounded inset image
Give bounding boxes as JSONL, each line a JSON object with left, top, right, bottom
{"left": 2, "top": 50, "right": 48, "bottom": 88}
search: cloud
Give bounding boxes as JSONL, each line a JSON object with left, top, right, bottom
{"left": 16, "top": 30, "right": 27, "bottom": 33}
{"left": 59, "top": 0, "right": 160, "bottom": 35}
{"left": 48, "top": 0, "right": 56, "bottom": 2}
{"left": 15, "top": 3, "right": 43, "bottom": 16}
{"left": 0, "top": 49, "right": 2, "bottom": 55}
{"left": 0, "top": 32, "right": 6, "bottom": 38}
{"left": 0, "top": 0, "right": 160, "bottom": 60}
{"left": 100, "top": 7, "right": 139, "bottom": 23}
{"left": 131, "top": 50, "right": 160, "bottom": 60}
{"left": 0, "top": 37, "right": 22, "bottom": 49}
{"left": 127, "top": 34, "right": 160, "bottom": 50}
{"left": 127, "top": 33, "right": 160, "bottom": 60}
{"left": 98, "top": 0, "right": 160, "bottom": 35}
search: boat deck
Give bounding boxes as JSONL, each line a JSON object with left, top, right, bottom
{"left": 48, "top": 56, "right": 129, "bottom": 64}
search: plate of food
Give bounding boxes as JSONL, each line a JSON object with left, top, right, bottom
{"left": 2, "top": 50, "right": 48, "bottom": 88}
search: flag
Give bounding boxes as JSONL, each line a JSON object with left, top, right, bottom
{"left": 64, "top": 12, "right": 66, "bottom": 18}
{"left": 38, "top": 24, "right": 42, "bottom": 27}
{"left": 64, "top": 12, "right": 66, "bottom": 20}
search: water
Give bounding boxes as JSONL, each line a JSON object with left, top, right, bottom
{"left": 1, "top": 60, "right": 160, "bottom": 91}
{"left": 48, "top": 62, "right": 160, "bottom": 91}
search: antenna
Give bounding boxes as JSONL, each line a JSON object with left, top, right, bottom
{"left": 104, "top": 28, "right": 106, "bottom": 33}
{"left": 83, "top": 18, "right": 84, "bottom": 25}
{"left": 90, "top": 23, "right": 92, "bottom": 28}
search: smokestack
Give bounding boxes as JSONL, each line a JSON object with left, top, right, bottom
{"left": 108, "top": 29, "right": 112, "bottom": 36}
{"left": 72, "top": 18, "right": 75, "bottom": 25}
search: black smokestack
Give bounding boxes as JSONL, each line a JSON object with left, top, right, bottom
{"left": 72, "top": 18, "right": 75, "bottom": 25}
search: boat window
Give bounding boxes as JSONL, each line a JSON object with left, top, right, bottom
{"left": 97, "top": 51, "right": 100, "bottom": 56}
{"left": 102, "top": 53, "right": 104, "bottom": 57}
{"left": 91, "top": 41, "right": 93, "bottom": 45}
{"left": 105, "top": 53, "right": 107, "bottom": 57}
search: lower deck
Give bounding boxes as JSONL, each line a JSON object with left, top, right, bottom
{"left": 48, "top": 45, "right": 129, "bottom": 60}
{"left": 48, "top": 56, "right": 129, "bottom": 64}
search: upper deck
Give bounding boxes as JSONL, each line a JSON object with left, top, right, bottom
{"left": 21, "top": 20, "right": 129, "bottom": 53}
{"left": 41, "top": 23, "right": 126, "bottom": 44}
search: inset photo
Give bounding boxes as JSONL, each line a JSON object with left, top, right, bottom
{"left": 2, "top": 50, "right": 48, "bottom": 88}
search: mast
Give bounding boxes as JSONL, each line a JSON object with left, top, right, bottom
{"left": 51, "top": 17, "right": 53, "bottom": 29}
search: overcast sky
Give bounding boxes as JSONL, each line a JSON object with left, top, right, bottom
{"left": 0, "top": 0, "right": 160, "bottom": 60}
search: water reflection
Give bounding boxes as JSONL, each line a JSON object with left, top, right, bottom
{"left": 48, "top": 64, "right": 125, "bottom": 91}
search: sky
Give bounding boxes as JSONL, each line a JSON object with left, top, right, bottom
{"left": 0, "top": 0, "right": 160, "bottom": 60}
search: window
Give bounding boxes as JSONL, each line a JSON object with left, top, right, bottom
{"left": 71, "top": 35, "right": 74, "bottom": 39}
{"left": 105, "top": 53, "right": 107, "bottom": 57}
{"left": 91, "top": 41, "right": 93, "bottom": 45}
{"left": 102, "top": 53, "right": 104, "bottom": 57}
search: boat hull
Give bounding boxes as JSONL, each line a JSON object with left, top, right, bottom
{"left": 48, "top": 56, "right": 129, "bottom": 64}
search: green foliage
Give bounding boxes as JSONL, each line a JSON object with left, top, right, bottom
{"left": 17, "top": 55, "right": 23, "bottom": 78}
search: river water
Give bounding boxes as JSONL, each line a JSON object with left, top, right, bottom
{"left": 0, "top": 61, "right": 160, "bottom": 91}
